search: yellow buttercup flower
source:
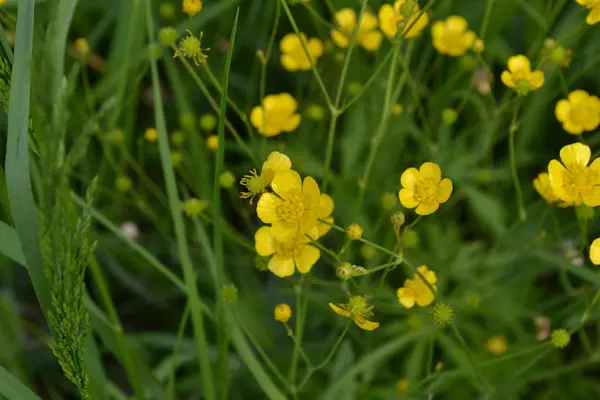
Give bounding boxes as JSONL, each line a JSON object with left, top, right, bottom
{"left": 331, "top": 8, "right": 383, "bottom": 52}
{"left": 548, "top": 143, "right": 600, "bottom": 206}
{"left": 280, "top": 33, "right": 324, "bottom": 71}
{"left": 255, "top": 226, "right": 320, "bottom": 277}
{"left": 256, "top": 170, "right": 321, "bottom": 241}
{"left": 590, "top": 238, "right": 600, "bottom": 265}
{"left": 316, "top": 194, "right": 335, "bottom": 237}
{"left": 274, "top": 304, "right": 292, "bottom": 323}
{"left": 399, "top": 162, "right": 453, "bottom": 215}
{"left": 206, "top": 135, "right": 218, "bottom": 150}
{"left": 250, "top": 93, "right": 301, "bottom": 137}
{"left": 145, "top": 128, "right": 158, "bottom": 143}
{"left": 576, "top": 0, "right": 600, "bottom": 24}
{"left": 500, "top": 55, "right": 544, "bottom": 95}
{"left": 431, "top": 16, "right": 476, "bottom": 57}
{"left": 534, "top": 173, "right": 560, "bottom": 204}
{"left": 240, "top": 151, "right": 292, "bottom": 203}
{"left": 378, "top": 0, "right": 429, "bottom": 39}
{"left": 555, "top": 90, "right": 600, "bottom": 135}
{"left": 397, "top": 266, "right": 437, "bottom": 308}
{"left": 328, "top": 295, "right": 380, "bottom": 331}
{"left": 486, "top": 335, "right": 508, "bottom": 355}
{"left": 182, "top": 0, "right": 202, "bottom": 16}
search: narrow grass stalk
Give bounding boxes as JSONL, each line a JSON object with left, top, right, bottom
{"left": 508, "top": 100, "right": 526, "bottom": 221}
{"left": 213, "top": 11, "right": 240, "bottom": 399}
{"left": 143, "top": 3, "right": 216, "bottom": 399}
{"left": 167, "top": 305, "right": 190, "bottom": 400}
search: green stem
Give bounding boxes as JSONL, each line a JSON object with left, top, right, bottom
{"left": 509, "top": 100, "right": 526, "bottom": 221}
{"left": 289, "top": 277, "right": 309, "bottom": 387}
{"left": 167, "top": 305, "right": 190, "bottom": 400}
{"left": 284, "top": 323, "right": 313, "bottom": 368}
{"left": 451, "top": 322, "right": 490, "bottom": 392}
{"left": 260, "top": 1, "right": 281, "bottom": 105}
{"left": 479, "top": 0, "right": 496, "bottom": 39}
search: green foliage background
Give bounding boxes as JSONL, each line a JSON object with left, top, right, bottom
{"left": 1, "top": 0, "right": 600, "bottom": 399}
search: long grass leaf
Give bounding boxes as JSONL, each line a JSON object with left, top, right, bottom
{"left": 0, "top": 364, "right": 41, "bottom": 400}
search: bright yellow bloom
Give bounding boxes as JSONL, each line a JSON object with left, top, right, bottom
{"left": 534, "top": 173, "right": 560, "bottom": 204}
{"left": 182, "top": 0, "right": 202, "bottom": 16}
{"left": 280, "top": 33, "right": 324, "bottom": 71}
{"left": 378, "top": 0, "right": 429, "bottom": 39}
{"left": 397, "top": 266, "right": 437, "bottom": 308}
{"left": 576, "top": 0, "right": 600, "bottom": 24}
{"left": 431, "top": 16, "right": 476, "bottom": 57}
{"left": 274, "top": 304, "right": 292, "bottom": 323}
{"left": 145, "top": 128, "right": 158, "bottom": 142}
{"left": 316, "top": 194, "right": 335, "bottom": 237}
{"left": 331, "top": 8, "right": 383, "bottom": 52}
{"left": 240, "top": 151, "right": 292, "bottom": 203}
{"left": 500, "top": 55, "right": 544, "bottom": 94}
{"left": 548, "top": 143, "right": 600, "bottom": 206}
{"left": 555, "top": 90, "right": 600, "bottom": 135}
{"left": 399, "top": 162, "right": 453, "bottom": 215}
{"left": 256, "top": 170, "right": 321, "bottom": 242}
{"left": 206, "top": 135, "right": 218, "bottom": 150}
{"left": 486, "top": 335, "right": 507, "bottom": 355}
{"left": 255, "top": 226, "right": 320, "bottom": 277}
{"left": 250, "top": 93, "right": 301, "bottom": 137}
{"left": 328, "top": 295, "right": 379, "bottom": 331}
{"left": 590, "top": 238, "right": 600, "bottom": 264}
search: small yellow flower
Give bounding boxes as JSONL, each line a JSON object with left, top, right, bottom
{"left": 345, "top": 223, "right": 364, "bottom": 240}
{"left": 240, "top": 151, "right": 292, "bottom": 202}
{"left": 472, "top": 39, "right": 485, "bottom": 53}
{"left": 397, "top": 266, "right": 437, "bottom": 308}
{"left": 174, "top": 31, "right": 209, "bottom": 65}
{"left": 145, "top": 128, "right": 158, "bottom": 143}
{"left": 316, "top": 194, "right": 335, "bottom": 237}
{"left": 280, "top": 33, "right": 324, "bottom": 71}
{"left": 555, "top": 90, "right": 600, "bottom": 135}
{"left": 431, "top": 16, "right": 477, "bottom": 57}
{"left": 206, "top": 135, "right": 218, "bottom": 150}
{"left": 255, "top": 226, "right": 320, "bottom": 277}
{"left": 576, "top": 0, "right": 600, "bottom": 24}
{"left": 75, "top": 38, "right": 90, "bottom": 57}
{"left": 328, "top": 295, "right": 380, "bottom": 331}
{"left": 500, "top": 55, "right": 544, "bottom": 95}
{"left": 485, "top": 335, "right": 507, "bottom": 355}
{"left": 399, "top": 162, "right": 453, "bottom": 215}
{"left": 534, "top": 172, "right": 560, "bottom": 204}
{"left": 378, "top": 0, "right": 429, "bottom": 39}
{"left": 274, "top": 304, "right": 292, "bottom": 323}
{"left": 396, "top": 378, "right": 409, "bottom": 394}
{"left": 590, "top": 238, "right": 600, "bottom": 265}
{"left": 548, "top": 143, "right": 600, "bottom": 206}
{"left": 250, "top": 93, "right": 301, "bottom": 137}
{"left": 182, "top": 0, "right": 202, "bottom": 16}
{"left": 256, "top": 170, "right": 321, "bottom": 241}
{"left": 392, "top": 104, "right": 404, "bottom": 116}
{"left": 331, "top": 8, "right": 383, "bottom": 52}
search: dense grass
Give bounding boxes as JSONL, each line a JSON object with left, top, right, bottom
{"left": 1, "top": 0, "right": 600, "bottom": 399}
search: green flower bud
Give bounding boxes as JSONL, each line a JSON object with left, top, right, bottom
{"left": 336, "top": 263, "right": 354, "bottom": 281}
{"left": 345, "top": 223, "right": 364, "bottom": 240}
{"left": 380, "top": 192, "right": 398, "bottom": 210}
{"left": 346, "top": 82, "right": 362, "bottom": 96}
{"left": 391, "top": 212, "right": 405, "bottom": 229}
{"left": 107, "top": 129, "right": 125, "bottom": 145}
{"left": 442, "top": 108, "right": 458, "bottom": 126}
{"left": 159, "top": 27, "right": 179, "bottom": 47}
{"left": 550, "top": 329, "right": 570, "bottom": 348}
{"left": 219, "top": 171, "right": 236, "bottom": 189}
{"left": 170, "top": 130, "right": 185, "bottom": 146}
{"left": 182, "top": 198, "right": 208, "bottom": 217}
{"left": 199, "top": 113, "right": 217, "bottom": 131}
{"left": 431, "top": 302, "right": 453, "bottom": 327}
{"left": 171, "top": 152, "right": 183, "bottom": 167}
{"left": 116, "top": 176, "right": 132, "bottom": 192}
{"left": 221, "top": 283, "right": 238, "bottom": 303}
{"left": 180, "top": 112, "right": 196, "bottom": 131}
{"left": 360, "top": 244, "right": 376, "bottom": 260}
{"left": 306, "top": 104, "right": 325, "bottom": 121}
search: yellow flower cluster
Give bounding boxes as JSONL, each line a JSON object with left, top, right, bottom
{"left": 397, "top": 266, "right": 437, "bottom": 308}
{"left": 280, "top": 33, "right": 324, "bottom": 72}
{"left": 243, "top": 152, "right": 334, "bottom": 277}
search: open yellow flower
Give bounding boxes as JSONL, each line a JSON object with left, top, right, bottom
{"left": 328, "top": 295, "right": 379, "bottom": 331}
{"left": 182, "top": 0, "right": 202, "bottom": 16}
{"left": 240, "top": 151, "right": 292, "bottom": 203}
{"left": 255, "top": 226, "right": 320, "bottom": 277}
{"left": 378, "top": 0, "right": 429, "bottom": 39}
{"left": 500, "top": 55, "right": 544, "bottom": 94}
{"left": 431, "top": 16, "right": 476, "bottom": 56}
{"left": 331, "top": 8, "right": 383, "bottom": 51}
{"left": 590, "top": 238, "right": 600, "bottom": 265}
{"left": 548, "top": 143, "right": 600, "bottom": 206}
{"left": 397, "top": 266, "right": 437, "bottom": 308}
{"left": 399, "top": 162, "right": 453, "bottom": 215}
{"left": 534, "top": 173, "right": 560, "bottom": 204}
{"left": 316, "top": 194, "right": 335, "bottom": 237}
{"left": 576, "top": 0, "right": 600, "bottom": 24}
{"left": 280, "top": 33, "right": 324, "bottom": 71}
{"left": 250, "top": 93, "right": 301, "bottom": 137}
{"left": 257, "top": 170, "right": 321, "bottom": 241}
{"left": 555, "top": 90, "right": 600, "bottom": 135}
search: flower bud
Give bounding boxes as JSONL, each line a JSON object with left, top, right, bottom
{"left": 306, "top": 104, "right": 325, "bottom": 121}
{"left": 219, "top": 171, "right": 236, "bottom": 189}
{"left": 346, "top": 82, "right": 362, "bottom": 96}
{"left": 116, "top": 176, "right": 132, "bottom": 192}
{"left": 352, "top": 265, "right": 367, "bottom": 276}
{"left": 274, "top": 304, "right": 292, "bottom": 323}
{"left": 180, "top": 112, "right": 196, "bottom": 131}
{"left": 221, "top": 284, "right": 238, "bottom": 303}
{"left": 442, "top": 108, "right": 458, "bottom": 125}
{"left": 199, "top": 113, "right": 217, "bottom": 131}
{"left": 145, "top": 128, "right": 158, "bottom": 143}
{"left": 159, "top": 27, "right": 178, "bottom": 47}
{"left": 345, "top": 223, "right": 364, "bottom": 240}
{"left": 170, "top": 130, "right": 185, "bottom": 146}
{"left": 360, "top": 244, "right": 376, "bottom": 260}
{"left": 391, "top": 212, "right": 405, "bottom": 229}
{"left": 107, "top": 129, "right": 125, "bottom": 145}
{"left": 550, "top": 329, "right": 570, "bottom": 348}
{"left": 392, "top": 104, "right": 403, "bottom": 116}
{"left": 472, "top": 39, "right": 485, "bottom": 53}
{"left": 182, "top": 198, "right": 208, "bottom": 217}
{"left": 159, "top": 3, "right": 176, "bottom": 19}
{"left": 206, "top": 135, "right": 218, "bottom": 151}
{"left": 336, "top": 263, "right": 354, "bottom": 281}
{"left": 380, "top": 192, "right": 398, "bottom": 210}
{"left": 402, "top": 229, "right": 419, "bottom": 248}
{"left": 75, "top": 38, "right": 90, "bottom": 57}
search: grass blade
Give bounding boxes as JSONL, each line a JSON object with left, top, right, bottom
{"left": 0, "top": 364, "right": 41, "bottom": 400}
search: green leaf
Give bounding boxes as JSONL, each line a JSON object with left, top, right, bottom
{"left": 0, "top": 364, "right": 41, "bottom": 400}
{"left": 461, "top": 185, "right": 507, "bottom": 238}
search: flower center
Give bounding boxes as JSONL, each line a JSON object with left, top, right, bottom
{"left": 348, "top": 296, "right": 370, "bottom": 317}
{"left": 569, "top": 105, "right": 590, "bottom": 126}
{"left": 565, "top": 167, "right": 598, "bottom": 197}
{"left": 413, "top": 179, "right": 438, "bottom": 202}
{"left": 276, "top": 191, "right": 305, "bottom": 222}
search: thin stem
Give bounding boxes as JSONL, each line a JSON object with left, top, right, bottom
{"left": 479, "top": 0, "right": 496, "bottom": 39}
{"left": 260, "top": 1, "right": 281, "bottom": 105}
{"left": 451, "top": 322, "right": 490, "bottom": 392}
{"left": 509, "top": 100, "right": 526, "bottom": 221}
{"left": 289, "top": 279, "right": 304, "bottom": 386}
{"left": 284, "top": 323, "right": 313, "bottom": 368}
{"left": 167, "top": 305, "right": 190, "bottom": 400}
{"left": 306, "top": 234, "right": 343, "bottom": 264}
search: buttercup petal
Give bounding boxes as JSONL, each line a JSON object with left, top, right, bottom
{"left": 446, "top": 15, "right": 468, "bottom": 32}
{"left": 317, "top": 216, "right": 334, "bottom": 238}
{"left": 555, "top": 100, "right": 571, "bottom": 122}
{"left": 419, "top": 162, "right": 442, "bottom": 182}
{"left": 271, "top": 170, "right": 302, "bottom": 197}
{"left": 528, "top": 70, "right": 544, "bottom": 89}
{"left": 263, "top": 152, "right": 292, "bottom": 176}
{"left": 335, "top": 8, "right": 357, "bottom": 28}
{"left": 319, "top": 194, "right": 335, "bottom": 218}
{"left": 268, "top": 254, "right": 295, "bottom": 278}
{"left": 331, "top": 30, "right": 349, "bottom": 48}
{"left": 507, "top": 55, "right": 531, "bottom": 73}
{"left": 401, "top": 167, "right": 421, "bottom": 188}
{"left": 360, "top": 11, "right": 379, "bottom": 30}
{"left": 256, "top": 193, "right": 282, "bottom": 224}
{"left": 378, "top": 4, "right": 398, "bottom": 38}
{"left": 360, "top": 31, "right": 383, "bottom": 51}
{"left": 280, "top": 33, "right": 300, "bottom": 52}
{"left": 559, "top": 143, "right": 591, "bottom": 169}
{"left": 294, "top": 245, "right": 320, "bottom": 273}
{"left": 302, "top": 176, "right": 321, "bottom": 206}
{"left": 563, "top": 120, "right": 584, "bottom": 135}
{"left": 329, "top": 302, "right": 351, "bottom": 317}
{"left": 416, "top": 201, "right": 439, "bottom": 215}
{"left": 404, "top": 12, "right": 429, "bottom": 38}
{"left": 281, "top": 54, "right": 298, "bottom": 72}
{"left": 590, "top": 238, "right": 600, "bottom": 265}
{"left": 397, "top": 287, "right": 416, "bottom": 308}
{"left": 415, "top": 286, "right": 436, "bottom": 307}
{"left": 307, "top": 38, "right": 324, "bottom": 59}
{"left": 250, "top": 107, "right": 265, "bottom": 131}
{"left": 271, "top": 221, "right": 298, "bottom": 242}
{"left": 354, "top": 317, "right": 380, "bottom": 331}
{"left": 581, "top": 186, "right": 600, "bottom": 207}
{"left": 399, "top": 188, "right": 419, "bottom": 208}
{"left": 500, "top": 71, "right": 515, "bottom": 88}
{"left": 283, "top": 114, "right": 301, "bottom": 132}
{"left": 436, "top": 178, "right": 453, "bottom": 203}
{"left": 255, "top": 226, "right": 277, "bottom": 256}
{"left": 548, "top": 159, "right": 577, "bottom": 203}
